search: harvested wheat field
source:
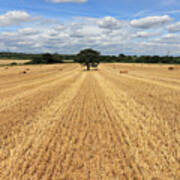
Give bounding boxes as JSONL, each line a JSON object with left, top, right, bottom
{"left": 0, "top": 63, "right": 179, "bottom": 180}
{"left": 0, "top": 59, "right": 30, "bottom": 65}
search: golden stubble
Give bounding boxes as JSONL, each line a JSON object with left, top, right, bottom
{"left": 0, "top": 63, "right": 179, "bottom": 180}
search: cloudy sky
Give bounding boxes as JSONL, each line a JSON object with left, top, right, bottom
{"left": 1, "top": 0, "right": 180, "bottom": 55}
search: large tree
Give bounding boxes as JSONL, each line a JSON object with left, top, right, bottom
{"left": 76, "top": 49, "right": 100, "bottom": 71}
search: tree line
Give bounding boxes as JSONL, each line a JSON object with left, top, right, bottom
{"left": 1, "top": 50, "right": 180, "bottom": 65}
{"left": 0, "top": 52, "right": 76, "bottom": 63}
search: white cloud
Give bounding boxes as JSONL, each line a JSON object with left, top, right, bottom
{"left": 47, "top": 0, "right": 87, "bottom": 3}
{"left": 130, "top": 15, "right": 173, "bottom": 29}
{"left": 133, "top": 31, "right": 161, "bottom": 38}
{"left": 1, "top": 15, "right": 180, "bottom": 55}
{"left": 148, "top": 34, "right": 180, "bottom": 51}
{"left": 167, "top": 22, "right": 180, "bottom": 32}
{"left": 18, "top": 28, "right": 40, "bottom": 35}
{"left": 161, "top": 0, "right": 176, "bottom": 6}
{"left": 97, "top": 16, "right": 122, "bottom": 30}
{"left": 70, "top": 25, "right": 103, "bottom": 38}
{"left": 161, "top": 33, "right": 180, "bottom": 43}
{"left": 0, "top": 11, "right": 32, "bottom": 27}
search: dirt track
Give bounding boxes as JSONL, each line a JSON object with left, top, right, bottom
{"left": 0, "top": 63, "right": 179, "bottom": 179}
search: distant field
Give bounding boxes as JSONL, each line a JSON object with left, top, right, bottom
{"left": 0, "top": 63, "right": 179, "bottom": 179}
{"left": 62, "top": 59, "right": 74, "bottom": 63}
{"left": 0, "top": 59, "right": 30, "bottom": 65}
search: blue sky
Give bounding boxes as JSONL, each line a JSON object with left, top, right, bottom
{"left": 1, "top": 0, "right": 180, "bottom": 19}
{"left": 1, "top": 0, "right": 180, "bottom": 55}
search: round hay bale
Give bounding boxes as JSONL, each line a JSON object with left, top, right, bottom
{"left": 120, "top": 70, "right": 128, "bottom": 74}
{"left": 168, "top": 67, "right": 174, "bottom": 70}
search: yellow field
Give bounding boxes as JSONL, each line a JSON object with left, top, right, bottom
{"left": 0, "top": 63, "right": 179, "bottom": 179}
{"left": 0, "top": 59, "right": 30, "bottom": 65}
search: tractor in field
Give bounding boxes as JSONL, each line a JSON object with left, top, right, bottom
{"left": 91, "top": 62, "right": 99, "bottom": 71}
{"left": 80, "top": 62, "right": 99, "bottom": 71}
